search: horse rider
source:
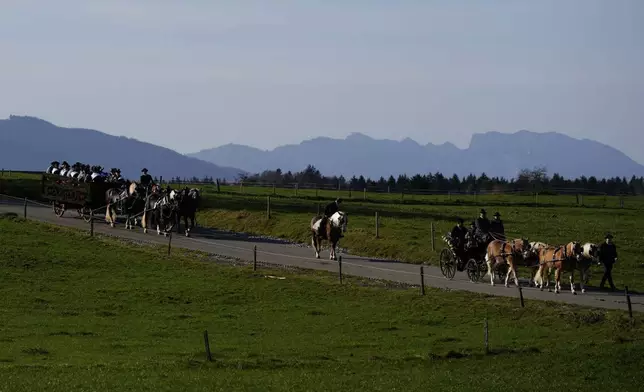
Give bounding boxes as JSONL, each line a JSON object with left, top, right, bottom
{"left": 489, "top": 212, "right": 505, "bottom": 240}
{"left": 46, "top": 161, "right": 60, "bottom": 174}
{"left": 474, "top": 208, "right": 491, "bottom": 244}
{"left": 320, "top": 198, "right": 343, "bottom": 237}
{"left": 598, "top": 233, "right": 618, "bottom": 291}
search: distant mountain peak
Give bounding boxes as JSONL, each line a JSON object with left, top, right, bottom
{"left": 189, "top": 129, "right": 644, "bottom": 180}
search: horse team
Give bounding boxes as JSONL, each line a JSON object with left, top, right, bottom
{"left": 104, "top": 182, "right": 201, "bottom": 238}
{"left": 485, "top": 237, "right": 599, "bottom": 295}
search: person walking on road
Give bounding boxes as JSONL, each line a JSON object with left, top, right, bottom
{"left": 599, "top": 233, "right": 618, "bottom": 291}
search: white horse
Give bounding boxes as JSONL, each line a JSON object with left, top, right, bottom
{"left": 310, "top": 211, "right": 348, "bottom": 260}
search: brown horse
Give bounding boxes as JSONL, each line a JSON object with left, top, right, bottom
{"left": 310, "top": 211, "right": 348, "bottom": 260}
{"left": 534, "top": 242, "right": 583, "bottom": 294}
{"left": 485, "top": 238, "right": 532, "bottom": 287}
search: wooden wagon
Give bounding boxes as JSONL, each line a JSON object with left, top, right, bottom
{"left": 41, "top": 173, "right": 113, "bottom": 222}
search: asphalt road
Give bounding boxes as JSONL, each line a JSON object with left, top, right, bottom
{"left": 1, "top": 197, "right": 641, "bottom": 313}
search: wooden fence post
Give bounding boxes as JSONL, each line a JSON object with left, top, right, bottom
{"left": 420, "top": 266, "right": 425, "bottom": 295}
{"left": 167, "top": 232, "right": 173, "bottom": 256}
{"left": 625, "top": 286, "right": 633, "bottom": 322}
{"left": 338, "top": 256, "right": 342, "bottom": 284}
{"left": 273, "top": 184, "right": 276, "bottom": 195}
{"left": 253, "top": 245, "right": 257, "bottom": 271}
{"left": 317, "top": 203, "right": 321, "bottom": 216}
{"left": 23, "top": 197, "right": 27, "bottom": 219}
{"left": 267, "top": 196, "right": 271, "bottom": 219}
{"left": 518, "top": 286, "right": 525, "bottom": 308}
{"left": 90, "top": 210, "right": 94, "bottom": 237}
{"left": 216, "top": 179, "right": 220, "bottom": 193}
{"left": 363, "top": 188, "right": 366, "bottom": 200}
{"left": 203, "top": 330, "right": 213, "bottom": 362}
{"left": 431, "top": 222, "right": 435, "bottom": 251}
{"left": 375, "top": 211, "right": 379, "bottom": 238}
{"left": 295, "top": 183, "right": 298, "bottom": 197}
{"left": 484, "top": 318, "right": 489, "bottom": 354}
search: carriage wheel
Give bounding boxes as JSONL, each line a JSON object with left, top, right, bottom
{"left": 52, "top": 202, "right": 65, "bottom": 217}
{"left": 439, "top": 248, "right": 456, "bottom": 280}
{"left": 466, "top": 259, "right": 481, "bottom": 282}
{"left": 78, "top": 207, "right": 92, "bottom": 223}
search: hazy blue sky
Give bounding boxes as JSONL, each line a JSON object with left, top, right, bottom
{"left": 1, "top": 1, "right": 643, "bottom": 162}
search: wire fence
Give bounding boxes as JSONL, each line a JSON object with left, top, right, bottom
{"left": 0, "top": 191, "right": 641, "bottom": 318}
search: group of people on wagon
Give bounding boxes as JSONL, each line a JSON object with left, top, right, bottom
{"left": 45, "top": 161, "right": 155, "bottom": 189}
{"left": 449, "top": 208, "right": 505, "bottom": 270}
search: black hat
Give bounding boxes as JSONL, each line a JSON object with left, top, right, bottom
{"left": 480, "top": 208, "right": 487, "bottom": 214}
{"left": 336, "top": 198, "right": 343, "bottom": 203}
{"left": 457, "top": 217, "right": 464, "bottom": 224}
{"left": 51, "top": 161, "right": 59, "bottom": 165}
{"left": 142, "top": 168, "right": 148, "bottom": 173}
{"left": 494, "top": 212, "right": 501, "bottom": 217}
{"left": 605, "top": 233, "right": 613, "bottom": 239}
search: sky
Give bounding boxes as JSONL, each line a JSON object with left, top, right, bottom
{"left": 1, "top": 0, "right": 643, "bottom": 162}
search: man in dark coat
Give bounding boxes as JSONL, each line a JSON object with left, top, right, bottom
{"left": 489, "top": 212, "right": 505, "bottom": 240}
{"left": 599, "top": 233, "right": 618, "bottom": 291}
{"left": 450, "top": 218, "right": 467, "bottom": 250}
{"left": 140, "top": 168, "right": 154, "bottom": 195}
{"left": 319, "top": 198, "right": 343, "bottom": 237}
{"left": 475, "top": 208, "right": 491, "bottom": 243}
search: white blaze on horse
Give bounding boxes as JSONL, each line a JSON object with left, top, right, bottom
{"left": 534, "top": 242, "right": 583, "bottom": 294}
{"left": 310, "top": 211, "right": 348, "bottom": 260}
{"left": 485, "top": 238, "right": 532, "bottom": 287}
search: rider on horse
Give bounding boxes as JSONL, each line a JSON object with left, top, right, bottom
{"left": 319, "top": 198, "right": 343, "bottom": 237}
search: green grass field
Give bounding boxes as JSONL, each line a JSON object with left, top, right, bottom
{"left": 0, "top": 213, "right": 643, "bottom": 391}
{"left": 2, "top": 172, "right": 643, "bottom": 290}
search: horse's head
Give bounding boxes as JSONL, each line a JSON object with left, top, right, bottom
{"left": 515, "top": 238, "right": 531, "bottom": 259}
{"left": 330, "top": 211, "right": 348, "bottom": 233}
{"left": 582, "top": 243, "right": 599, "bottom": 261}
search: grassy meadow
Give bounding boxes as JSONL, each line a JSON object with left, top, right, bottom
{"left": 2, "top": 171, "right": 644, "bottom": 290}
{"left": 0, "top": 213, "right": 643, "bottom": 391}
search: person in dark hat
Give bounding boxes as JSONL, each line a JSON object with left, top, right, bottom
{"left": 489, "top": 212, "right": 505, "bottom": 240}
{"left": 59, "top": 161, "right": 70, "bottom": 176}
{"left": 475, "top": 208, "right": 491, "bottom": 242}
{"left": 450, "top": 218, "right": 468, "bottom": 268}
{"left": 598, "top": 233, "right": 617, "bottom": 291}
{"left": 140, "top": 168, "right": 154, "bottom": 194}
{"left": 46, "top": 161, "right": 60, "bottom": 174}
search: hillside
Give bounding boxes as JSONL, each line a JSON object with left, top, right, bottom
{"left": 0, "top": 115, "right": 245, "bottom": 181}
{"left": 190, "top": 131, "right": 644, "bottom": 179}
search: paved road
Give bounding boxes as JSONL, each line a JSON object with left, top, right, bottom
{"left": 1, "top": 197, "right": 641, "bottom": 313}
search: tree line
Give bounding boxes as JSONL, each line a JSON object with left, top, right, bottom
{"left": 234, "top": 165, "right": 644, "bottom": 196}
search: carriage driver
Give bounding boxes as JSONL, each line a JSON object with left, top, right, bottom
{"left": 140, "top": 168, "right": 154, "bottom": 194}
{"left": 320, "top": 198, "right": 343, "bottom": 237}
{"left": 475, "top": 208, "right": 491, "bottom": 243}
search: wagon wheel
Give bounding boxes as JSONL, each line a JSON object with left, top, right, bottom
{"left": 52, "top": 202, "right": 65, "bottom": 217}
{"left": 439, "top": 248, "right": 456, "bottom": 280}
{"left": 77, "top": 206, "right": 92, "bottom": 223}
{"left": 466, "top": 259, "right": 481, "bottom": 282}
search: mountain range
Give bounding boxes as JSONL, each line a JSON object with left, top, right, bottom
{"left": 190, "top": 131, "right": 644, "bottom": 180}
{"left": 0, "top": 115, "right": 245, "bottom": 181}
{"left": 2, "top": 114, "right": 642, "bottom": 181}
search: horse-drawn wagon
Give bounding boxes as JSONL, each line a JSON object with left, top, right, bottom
{"left": 439, "top": 232, "right": 508, "bottom": 282}
{"left": 41, "top": 173, "right": 113, "bottom": 222}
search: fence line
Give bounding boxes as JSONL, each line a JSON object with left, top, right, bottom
{"left": 0, "top": 192, "right": 640, "bottom": 316}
